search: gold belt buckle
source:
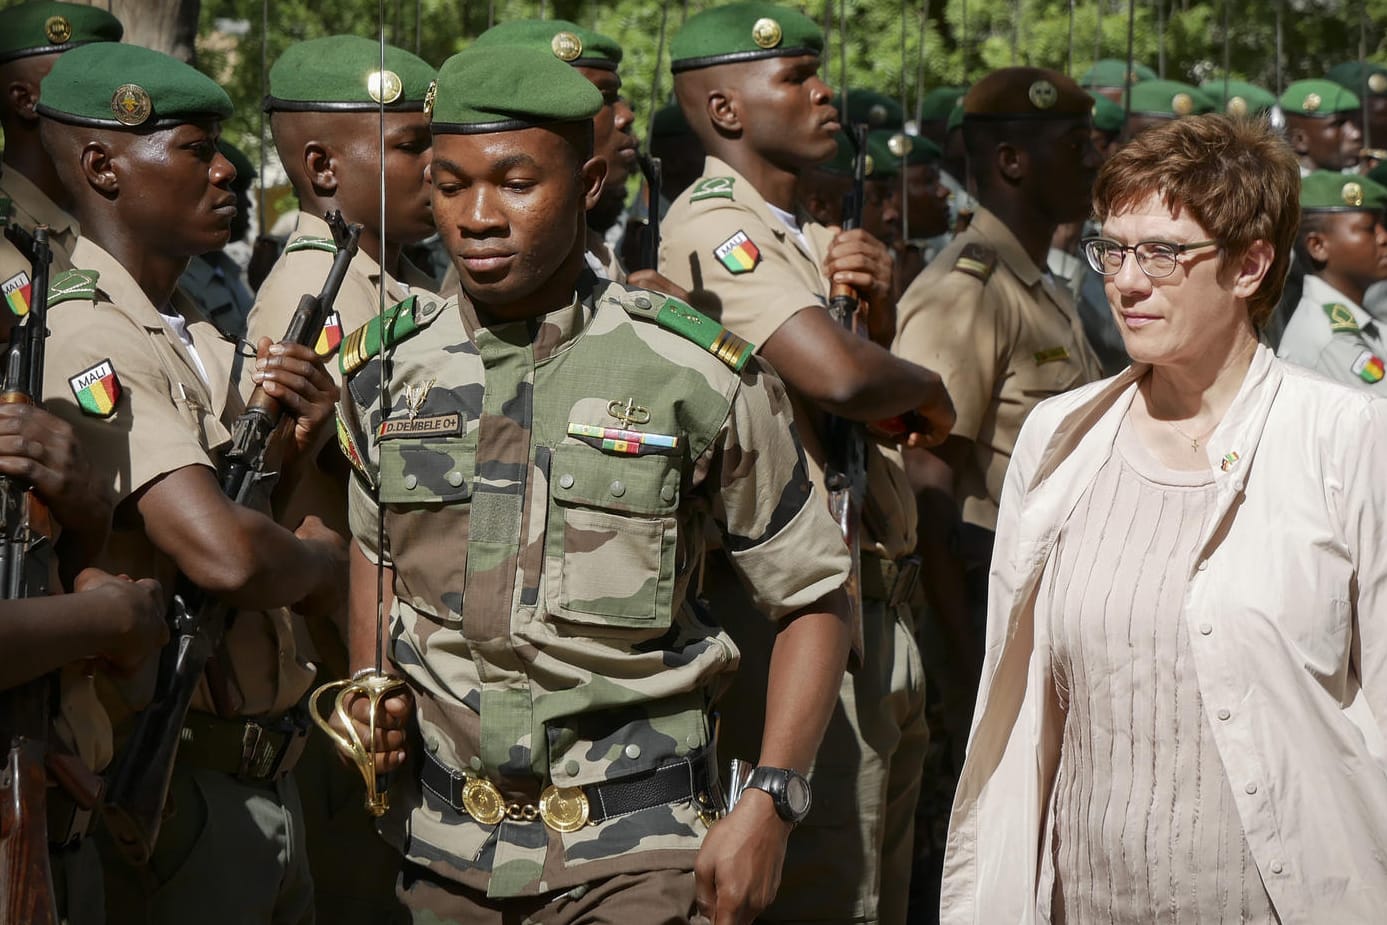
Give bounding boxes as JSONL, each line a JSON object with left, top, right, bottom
{"left": 538, "top": 785, "right": 590, "bottom": 833}
{"left": 461, "top": 774, "right": 506, "bottom": 825}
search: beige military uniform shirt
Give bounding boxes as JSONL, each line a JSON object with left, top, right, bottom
{"left": 660, "top": 156, "right": 917, "bottom": 560}
{"left": 1278, "top": 274, "right": 1387, "bottom": 392}
{"left": 895, "top": 206, "right": 1102, "bottom": 531}
{"left": 43, "top": 238, "right": 316, "bottom": 723}
{"left": 0, "top": 166, "right": 78, "bottom": 273}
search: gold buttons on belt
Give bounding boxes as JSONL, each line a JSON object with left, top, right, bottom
{"left": 461, "top": 775, "right": 506, "bottom": 825}
{"left": 538, "top": 785, "right": 590, "bottom": 833}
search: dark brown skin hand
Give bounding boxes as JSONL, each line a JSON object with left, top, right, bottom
{"left": 72, "top": 567, "right": 168, "bottom": 677}
{"left": 292, "top": 514, "right": 349, "bottom": 619}
{"left": 823, "top": 227, "right": 896, "bottom": 347}
{"left": 327, "top": 683, "right": 413, "bottom": 775}
{"left": 626, "top": 269, "right": 693, "bottom": 303}
{"left": 695, "top": 790, "right": 791, "bottom": 924}
{"left": 0, "top": 403, "right": 109, "bottom": 555}
{"left": 251, "top": 337, "right": 340, "bottom": 457}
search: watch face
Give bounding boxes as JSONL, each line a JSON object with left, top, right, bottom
{"left": 786, "top": 775, "right": 811, "bottom": 815}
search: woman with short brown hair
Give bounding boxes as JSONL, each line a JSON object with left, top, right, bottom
{"left": 941, "top": 115, "right": 1387, "bottom": 924}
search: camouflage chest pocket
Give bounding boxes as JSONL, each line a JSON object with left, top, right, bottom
{"left": 378, "top": 436, "right": 474, "bottom": 624}
{"left": 544, "top": 440, "right": 681, "bottom": 631}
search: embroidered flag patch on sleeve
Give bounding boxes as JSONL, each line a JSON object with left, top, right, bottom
{"left": 714, "top": 231, "right": 761, "bottom": 275}
{"left": 68, "top": 359, "right": 121, "bottom": 417}
{"left": 2, "top": 272, "right": 31, "bottom": 317}
{"left": 316, "top": 311, "right": 343, "bottom": 356}
{"left": 1352, "top": 349, "right": 1385, "bottom": 383}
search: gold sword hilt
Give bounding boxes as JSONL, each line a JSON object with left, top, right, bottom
{"left": 308, "top": 672, "right": 408, "bottom": 816}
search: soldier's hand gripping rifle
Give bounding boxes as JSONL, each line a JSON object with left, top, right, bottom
{"left": 824, "top": 124, "right": 870, "bottom": 640}
{"left": 0, "top": 224, "right": 58, "bottom": 925}
{"left": 102, "top": 212, "right": 362, "bottom": 865}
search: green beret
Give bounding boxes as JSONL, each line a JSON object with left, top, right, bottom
{"left": 37, "top": 42, "right": 231, "bottom": 129}
{"left": 918, "top": 87, "right": 967, "bottom": 122}
{"left": 218, "top": 140, "right": 255, "bottom": 184}
{"left": 1328, "top": 61, "right": 1387, "bottom": 98}
{"left": 963, "top": 67, "right": 1092, "bottom": 122}
{"left": 945, "top": 96, "right": 965, "bottom": 132}
{"left": 1300, "top": 170, "right": 1387, "bottom": 212}
{"left": 870, "top": 129, "right": 940, "bottom": 168}
{"left": 0, "top": 1, "right": 122, "bottom": 66}
{"left": 430, "top": 44, "right": 602, "bottom": 134}
{"left": 1125, "top": 79, "right": 1213, "bottom": 117}
{"left": 1079, "top": 58, "right": 1157, "bottom": 89}
{"left": 471, "top": 19, "right": 621, "bottom": 71}
{"left": 670, "top": 2, "right": 823, "bottom": 74}
{"left": 651, "top": 102, "right": 691, "bottom": 138}
{"left": 265, "top": 36, "right": 435, "bottom": 113}
{"left": 839, "top": 89, "right": 903, "bottom": 130}
{"left": 816, "top": 131, "right": 898, "bottom": 178}
{"left": 1089, "top": 91, "right": 1125, "bottom": 133}
{"left": 1280, "top": 79, "right": 1360, "bottom": 117}
{"left": 1200, "top": 78, "right": 1276, "bottom": 117}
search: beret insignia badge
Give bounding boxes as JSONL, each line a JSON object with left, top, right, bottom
{"left": 110, "top": 84, "right": 152, "bottom": 126}
{"left": 1172, "top": 92, "right": 1194, "bottom": 115}
{"left": 887, "top": 133, "right": 913, "bottom": 157}
{"left": 367, "top": 69, "right": 402, "bottom": 105}
{"left": 1303, "top": 92, "right": 1322, "bottom": 113}
{"left": 45, "top": 15, "right": 72, "bottom": 44}
{"left": 752, "top": 17, "right": 783, "bottom": 49}
{"left": 423, "top": 79, "right": 437, "bottom": 119}
{"left": 1343, "top": 181, "right": 1365, "bottom": 207}
{"left": 1372, "top": 73, "right": 1387, "bottom": 94}
{"left": 1028, "top": 80, "right": 1057, "bottom": 110}
{"left": 1227, "top": 96, "right": 1247, "bottom": 117}
{"left": 551, "top": 31, "right": 582, "bottom": 62}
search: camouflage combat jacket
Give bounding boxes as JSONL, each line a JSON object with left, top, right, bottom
{"left": 337, "top": 271, "right": 850, "bottom": 897}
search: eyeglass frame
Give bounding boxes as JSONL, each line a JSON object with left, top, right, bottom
{"left": 1080, "top": 236, "right": 1221, "bottom": 279}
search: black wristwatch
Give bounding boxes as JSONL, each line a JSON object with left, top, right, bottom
{"left": 744, "top": 766, "right": 812, "bottom": 824}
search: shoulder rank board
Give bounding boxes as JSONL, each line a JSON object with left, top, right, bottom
{"left": 284, "top": 235, "right": 338, "bottom": 255}
{"left": 618, "top": 290, "right": 755, "bottom": 372}
{"left": 952, "top": 242, "right": 997, "bottom": 282}
{"left": 340, "top": 295, "right": 439, "bottom": 377}
{"left": 689, "top": 176, "right": 735, "bottom": 203}
{"left": 48, "top": 268, "right": 100, "bottom": 307}
{"left": 1323, "top": 302, "right": 1360, "bottom": 334}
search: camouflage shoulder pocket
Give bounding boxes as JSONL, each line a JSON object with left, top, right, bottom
{"left": 544, "top": 439, "right": 681, "bottom": 633}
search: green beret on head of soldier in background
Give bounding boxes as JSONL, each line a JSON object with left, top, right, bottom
{"left": 1125, "top": 79, "right": 1214, "bottom": 118}
{"left": 816, "top": 130, "right": 897, "bottom": 178}
{"left": 839, "top": 88, "right": 903, "bottom": 131}
{"left": 1300, "top": 170, "right": 1387, "bottom": 213}
{"left": 1328, "top": 61, "right": 1387, "bottom": 98}
{"left": 263, "top": 34, "right": 435, "bottom": 112}
{"left": 470, "top": 19, "right": 622, "bottom": 71}
{"left": 1089, "top": 91, "right": 1125, "bottom": 134}
{"left": 919, "top": 86, "right": 968, "bottom": 122}
{"left": 429, "top": 43, "right": 602, "bottom": 134}
{"left": 37, "top": 41, "right": 232, "bottom": 129}
{"left": 1280, "top": 79, "right": 1360, "bottom": 118}
{"left": 0, "top": 0, "right": 122, "bottom": 65}
{"left": 1080, "top": 57, "right": 1157, "bottom": 91}
{"left": 1200, "top": 78, "right": 1277, "bottom": 117}
{"left": 963, "top": 66, "right": 1093, "bottom": 123}
{"left": 946, "top": 95, "right": 965, "bottom": 132}
{"left": 670, "top": 1, "right": 824, "bottom": 73}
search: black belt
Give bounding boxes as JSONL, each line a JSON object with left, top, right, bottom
{"left": 177, "top": 710, "right": 310, "bottom": 783}
{"left": 421, "top": 748, "right": 723, "bottom": 828}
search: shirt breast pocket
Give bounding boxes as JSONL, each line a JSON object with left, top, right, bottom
{"left": 378, "top": 437, "right": 474, "bottom": 625}
{"left": 544, "top": 440, "right": 681, "bottom": 633}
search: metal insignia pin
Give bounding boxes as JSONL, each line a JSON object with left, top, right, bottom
{"left": 1372, "top": 73, "right": 1387, "bottom": 94}
{"left": 1303, "top": 92, "right": 1322, "bottom": 113}
{"left": 551, "top": 31, "right": 583, "bottom": 62}
{"left": 1227, "top": 96, "right": 1247, "bottom": 117}
{"left": 367, "top": 69, "right": 403, "bottom": 105}
{"left": 1172, "top": 92, "right": 1194, "bottom": 115}
{"left": 751, "top": 17, "right": 783, "bottom": 49}
{"left": 45, "top": 15, "right": 71, "bottom": 44}
{"left": 1343, "top": 181, "right": 1365, "bottom": 207}
{"left": 1028, "top": 80, "right": 1057, "bottom": 110}
{"left": 423, "top": 79, "right": 437, "bottom": 119}
{"left": 110, "top": 84, "right": 152, "bottom": 126}
{"left": 404, "top": 378, "right": 435, "bottom": 419}
{"left": 887, "top": 133, "right": 913, "bottom": 157}
{"left": 607, "top": 397, "right": 651, "bottom": 427}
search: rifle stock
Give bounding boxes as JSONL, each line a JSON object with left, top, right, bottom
{"left": 101, "top": 212, "right": 363, "bottom": 864}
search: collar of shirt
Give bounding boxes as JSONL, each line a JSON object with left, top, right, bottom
{"left": 1301, "top": 273, "right": 1379, "bottom": 335}
{"left": 0, "top": 166, "right": 79, "bottom": 239}
{"left": 291, "top": 210, "right": 416, "bottom": 305}
{"left": 455, "top": 269, "right": 598, "bottom": 363}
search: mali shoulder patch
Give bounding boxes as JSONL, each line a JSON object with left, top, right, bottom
{"left": 284, "top": 235, "right": 338, "bottom": 255}
{"left": 2, "top": 271, "right": 31, "bottom": 317}
{"left": 1352, "top": 349, "right": 1385, "bottom": 383}
{"left": 689, "top": 176, "right": 735, "bottom": 203}
{"left": 68, "top": 359, "right": 121, "bottom": 417}
{"left": 952, "top": 242, "right": 996, "bottom": 282}
{"left": 1324, "top": 302, "right": 1360, "bottom": 334}
{"left": 315, "top": 311, "right": 343, "bottom": 357}
{"left": 47, "top": 268, "right": 100, "bottom": 307}
{"left": 714, "top": 230, "right": 761, "bottom": 275}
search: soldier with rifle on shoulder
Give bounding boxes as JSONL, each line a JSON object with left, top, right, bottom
{"left": 32, "top": 42, "right": 347, "bottom": 925}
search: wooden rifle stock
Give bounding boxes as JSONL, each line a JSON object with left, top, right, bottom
{"left": 102, "top": 213, "right": 363, "bottom": 865}
{"left": 0, "top": 224, "right": 57, "bottom": 925}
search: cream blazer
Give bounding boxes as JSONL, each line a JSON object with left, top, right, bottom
{"left": 941, "top": 344, "right": 1387, "bottom": 924}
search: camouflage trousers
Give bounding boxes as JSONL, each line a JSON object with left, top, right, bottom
{"left": 399, "top": 862, "right": 708, "bottom": 924}
{"left": 709, "top": 556, "right": 929, "bottom": 925}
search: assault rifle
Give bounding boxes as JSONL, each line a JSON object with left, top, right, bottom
{"left": 0, "top": 223, "right": 57, "bottom": 925}
{"left": 102, "top": 212, "right": 362, "bottom": 864}
{"left": 636, "top": 152, "right": 663, "bottom": 272}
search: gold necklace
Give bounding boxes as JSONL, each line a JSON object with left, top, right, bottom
{"left": 1165, "top": 418, "right": 1217, "bottom": 451}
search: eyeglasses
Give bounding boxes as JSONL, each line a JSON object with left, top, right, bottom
{"left": 1081, "top": 237, "right": 1220, "bottom": 279}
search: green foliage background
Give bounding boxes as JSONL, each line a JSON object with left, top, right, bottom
{"left": 197, "top": 0, "right": 1387, "bottom": 177}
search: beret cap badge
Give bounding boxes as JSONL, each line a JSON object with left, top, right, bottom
{"left": 422, "top": 79, "right": 437, "bottom": 119}
{"left": 1172, "top": 92, "right": 1194, "bottom": 115}
{"left": 110, "top": 83, "right": 152, "bottom": 126}
{"left": 1372, "top": 73, "right": 1387, "bottom": 94}
{"left": 1304, "top": 92, "right": 1322, "bottom": 112}
{"left": 887, "top": 132, "right": 913, "bottom": 157}
{"left": 1227, "top": 95, "right": 1247, "bottom": 116}
{"left": 45, "top": 15, "right": 72, "bottom": 45}
{"left": 752, "top": 17, "right": 783, "bottom": 50}
{"left": 551, "top": 31, "right": 582, "bottom": 62}
{"left": 1343, "top": 181, "right": 1365, "bottom": 207}
{"left": 367, "top": 69, "right": 403, "bottom": 104}
{"left": 1027, "top": 79, "right": 1057, "bottom": 109}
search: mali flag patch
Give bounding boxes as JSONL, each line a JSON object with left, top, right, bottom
{"left": 1352, "top": 349, "right": 1385, "bottom": 384}
{"left": 2, "top": 271, "right": 31, "bottom": 317}
{"left": 68, "top": 360, "right": 121, "bottom": 417}
{"left": 714, "top": 230, "right": 761, "bottom": 275}
{"left": 316, "top": 311, "right": 343, "bottom": 356}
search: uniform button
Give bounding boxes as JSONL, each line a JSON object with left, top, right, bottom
{"left": 403, "top": 474, "right": 418, "bottom": 490}
{"left": 446, "top": 470, "right": 464, "bottom": 487}
{"left": 624, "top": 744, "right": 641, "bottom": 760}
{"left": 426, "top": 736, "right": 440, "bottom": 754}
{"left": 686, "top": 734, "right": 700, "bottom": 748}
{"left": 1199, "top": 623, "right": 1213, "bottom": 635}
{"left": 1233, "top": 479, "right": 1244, "bottom": 492}
{"left": 469, "top": 756, "right": 483, "bottom": 772}
{"left": 564, "top": 760, "right": 580, "bottom": 777}
{"left": 633, "top": 296, "right": 652, "bottom": 309}
{"left": 609, "top": 480, "right": 626, "bottom": 497}
{"left": 1244, "top": 782, "right": 1258, "bottom": 795}
{"left": 559, "top": 473, "right": 575, "bottom": 489}
{"left": 1197, "top": 559, "right": 1209, "bottom": 571}
{"left": 660, "top": 485, "right": 676, "bottom": 502}
{"left": 1270, "top": 861, "right": 1284, "bottom": 875}
{"left": 1217, "top": 708, "right": 1231, "bottom": 721}
{"left": 570, "top": 885, "right": 590, "bottom": 899}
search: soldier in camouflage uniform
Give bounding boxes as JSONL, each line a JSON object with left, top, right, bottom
{"left": 335, "top": 42, "right": 854, "bottom": 924}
